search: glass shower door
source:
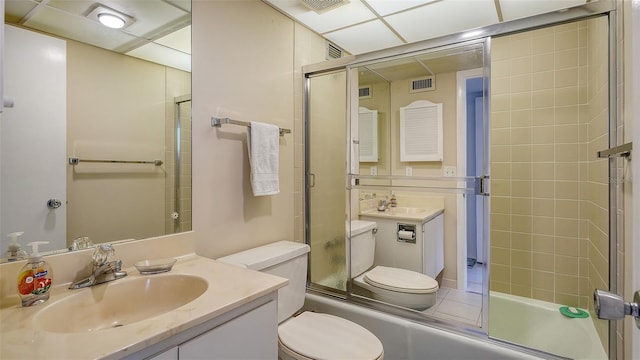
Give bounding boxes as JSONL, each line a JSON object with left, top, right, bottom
{"left": 306, "top": 70, "right": 348, "bottom": 293}
{"left": 488, "top": 16, "right": 611, "bottom": 358}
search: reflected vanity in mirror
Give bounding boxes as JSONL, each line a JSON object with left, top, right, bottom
{"left": 1, "top": 0, "right": 192, "bottom": 262}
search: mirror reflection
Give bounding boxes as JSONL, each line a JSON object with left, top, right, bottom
{"left": 308, "top": 42, "right": 486, "bottom": 327}
{"left": 1, "top": 0, "right": 192, "bottom": 261}
{"left": 350, "top": 42, "right": 486, "bottom": 327}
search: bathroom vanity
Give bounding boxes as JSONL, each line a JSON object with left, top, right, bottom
{"left": 360, "top": 207, "right": 444, "bottom": 278}
{"left": 0, "top": 253, "right": 287, "bottom": 360}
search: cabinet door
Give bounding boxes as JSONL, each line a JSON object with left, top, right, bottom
{"left": 178, "top": 300, "right": 277, "bottom": 359}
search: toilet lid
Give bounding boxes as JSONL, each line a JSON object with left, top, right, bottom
{"left": 278, "top": 311, "right": 383, "bottom": 360}
{"left": 364, "top": 266, "right": 439, "bottom": 294}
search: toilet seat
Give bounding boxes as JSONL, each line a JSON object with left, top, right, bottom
{"left": 364, "top": 266, "right": 438, "bottom": 294}
{"left": 278, "top": 311, "right": 384, "bottom": 360}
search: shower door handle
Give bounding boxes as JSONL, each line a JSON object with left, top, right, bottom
{"left": 593, "top": 289, "right": 640, "bottom": 329}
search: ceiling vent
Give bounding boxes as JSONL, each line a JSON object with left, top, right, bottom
{"left": 326, "top": 42, "right": 344, "bottom": 60}
{"left": 410, "top": 76, "right": 435, "bottom": 93}
{"left": 300, "top": 0, "right": 349, "bottom": 13}
{"left": 359, "top": 86, "right": 372, "bottom": 99}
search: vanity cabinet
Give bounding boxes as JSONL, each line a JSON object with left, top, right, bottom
{"left": 361, "top": 212, "right": 444, "bottom": 278}
{"left": 138, "top": 295, "right": 278, "bottom": 360}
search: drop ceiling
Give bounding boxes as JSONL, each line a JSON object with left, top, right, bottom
{"left": 4, "top": 0, "right": 191, "bottom": 72}
{"left": 4, "top": 0, "right": 589, "bottom": 72}
{"left": 262, "top": 0, "right": 588, "bottom": 55}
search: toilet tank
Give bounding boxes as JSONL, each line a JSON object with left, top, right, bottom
{"left": 349, "top": 220, "right": 377, "bottom": 277}
{"left": 217, "top": 241, "right": 310, "bottom": 323}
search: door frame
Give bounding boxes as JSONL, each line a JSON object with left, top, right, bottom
{"left": 456, "top": 68, "right": 484, "bottom": 291}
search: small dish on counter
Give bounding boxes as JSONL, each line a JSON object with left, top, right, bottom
{"left": 134, "top": 258, "right": 177, "bottom": 274}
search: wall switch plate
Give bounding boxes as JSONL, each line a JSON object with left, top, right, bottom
{"left": 370, "top": 166, "right": 378, "bottom": 176}
{"left": 443, "top": 166, "right": 456, "bottom": 177}
{"left": 406, "top": 166, "right": 413, "bottom": 176}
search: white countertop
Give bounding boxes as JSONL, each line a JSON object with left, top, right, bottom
{"left": 360, "top": 207, "right": 444, "bottom": 223}
{"left": 0, "top": 254, "right": 287, "bottom": 360}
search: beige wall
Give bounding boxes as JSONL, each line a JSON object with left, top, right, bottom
{"left": 192, "top": 0, "right": 327, "bottom": 259}
{"left": 489, "top": 18, "right": 609, "bottom": 340}
{"left": 67, "top": 41, "right": 189, "bottom": 245}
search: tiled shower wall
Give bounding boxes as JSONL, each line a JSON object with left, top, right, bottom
{"left": 490, "top": 16, "right": 609, "bottom": 335}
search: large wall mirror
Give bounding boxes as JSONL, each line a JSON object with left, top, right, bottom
{"left": 1, "top": 0, "right": 192, "bottom": 261}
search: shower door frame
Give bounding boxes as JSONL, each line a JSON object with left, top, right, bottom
{"left": 303, "top": 0, "right": 619, "bottom": 355}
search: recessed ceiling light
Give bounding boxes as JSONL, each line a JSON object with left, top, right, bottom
{"left": 98, "top": 13, "right": 125, "bottom": 29}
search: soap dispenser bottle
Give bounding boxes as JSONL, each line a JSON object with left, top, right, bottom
{"left": 17, "top": 241, "right": 53, "bottom": 307}
{"left": 390, "top": 192, "right": 397, "bottom": 207}
{"left": 5, "top": 232, "right": 27, "bottom": 261}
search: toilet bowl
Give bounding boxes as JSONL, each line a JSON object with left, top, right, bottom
{"left": 350, "top": 220, "right": 439, "bottom": 310}
{"left": 353, "top": 266, "right": 438, "bottom": 310}
{"left": 218, "top": 241, "right": 384, "bottom": 360}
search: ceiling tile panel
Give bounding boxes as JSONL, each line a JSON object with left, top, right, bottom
{"left": 23, "top": 6, "right": 137, "bottom": 51}
{"left": 363, "top": 0, "right": 437, "bottom": 16}
{"left": 264, "top": 0, "right": 376, "bottom": 34}
{"left": 126, "top": 42, "right": 191, "bottom": 72}
{"left": 324, "top": 20, "right": 405, "bottom": 54}
{"left": 384, "top": 0, "right": 499, "bottom": 43}
{"left": 499, "top": 0, "right": 587, "bottom": 21}
{"left": 154, "top": 25, "right": 191, "bottom": 54}
{"left": 5, "top": 0, "right": 39, "bottom": 23}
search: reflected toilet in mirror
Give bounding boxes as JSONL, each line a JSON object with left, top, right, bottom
{"left": 349, "top": 220, "right": 439, "bottom": 310}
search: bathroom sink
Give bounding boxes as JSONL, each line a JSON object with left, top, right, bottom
{"left": 34, "top": 274, "right": 208, "bottom": 333}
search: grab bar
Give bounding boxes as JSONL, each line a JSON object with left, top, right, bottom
{"left": 68, "top": 157, "right": 163, "bottom": 166}
{"left": 211, "top": 117, "right": 291, "bottom": 136}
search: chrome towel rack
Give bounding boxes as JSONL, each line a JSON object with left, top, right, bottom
{"left": 68, "top": 157, "right": 163, "bottom": 166}
{"left": 211, "top": 117, "right": 291, "bottom": 136}
{"left": 597, "top": 142, "right": 632, "bottom": 159}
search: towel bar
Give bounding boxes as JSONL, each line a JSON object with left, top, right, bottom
{"left": 211, "top": 117, "right": 291, "bottom": 136}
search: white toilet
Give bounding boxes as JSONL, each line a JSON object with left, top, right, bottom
{"left": 218, "top": 241, "right": 384, "bottom": 360}
{"left": 350, "top": 220, "right": 439, "bottom": 310}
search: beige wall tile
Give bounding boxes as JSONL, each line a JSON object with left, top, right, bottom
{"left": 510, "top": 109, "right": 532, "bottom": 127}
{"left": 555, "top": 49, "right": 579, "bottom": 69}
{"left": 532, "top": 216, "right": 554, "bottom": 235}
{"left": 511, "top": 250, "right": 532, "bottom": 269}
{"left": 532, "top": 269, "right": 554, "bottom": 289}
{"left": 511, "top": 214, "right": 532, "bottom": 233}
{"left": 532, "top": 144, "right": 555, "bottom": 161}
{"left": 532, "top": 181, "right": 554, "bottom": 198}
{"left": 532, "top": 89, "right": 554, "bottom": 108}
{"left": 511, "top": 198, "right": 532, "bottom": 215}
{"left": 555, "top": 255, "right": 579, "bottom": 275}
{"left": 532, "top": 53, "right": 554, "bottom": 72}
{"left": 532, "top": 71, "right": 554, "bottom": 91}
{"left": 511, "top": 232, "right": 532, "bottom": 250}
{"left": 532, "top": 199, "right": 554, "bottom": 216}
{"left": 556, "top": 236, "right": 579, "bottom": 256}
{"left": 532, "top": 234, "right": 555, "bottom": 253}
{"left": 533, "top": 253, "right": 555, "bottom": 272}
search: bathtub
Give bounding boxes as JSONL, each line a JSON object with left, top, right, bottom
{"left": 489, "top": 291, "right": 607, "bottom": 360}
{"left": 303, "top": 292, "right": 548, "bottom": 360}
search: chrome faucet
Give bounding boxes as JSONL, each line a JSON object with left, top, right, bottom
{"left": 69, "top": 244, "right": 127, "bottom": 289}
{"left": 377, "top": 198, "right": 390, "bottom": 211}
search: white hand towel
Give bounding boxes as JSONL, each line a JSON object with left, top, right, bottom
{"left": 247, "top": 121, "right": 280, "bottom": 196}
